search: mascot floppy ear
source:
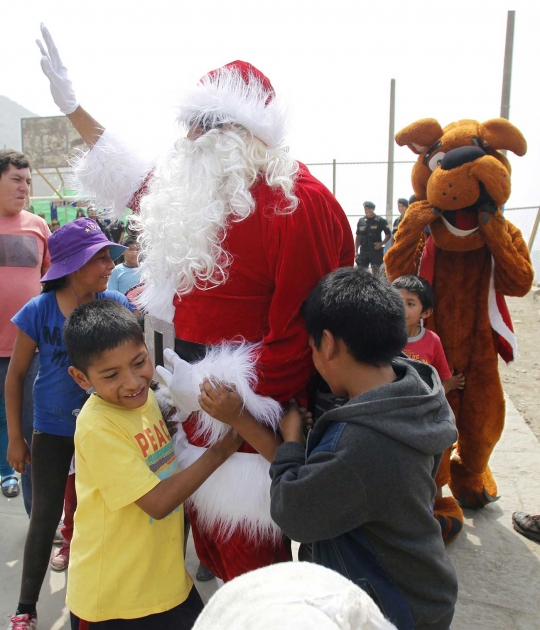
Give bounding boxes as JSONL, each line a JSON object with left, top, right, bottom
{"left": 395, "top": 118, "right": 444, "bottom": 154}
{"left": 479, "top": 118, "right": 527, "bottom": 156}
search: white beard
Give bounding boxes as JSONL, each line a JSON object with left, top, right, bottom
{"left": 133, "top": 126, "right": 298, "bottom": 320}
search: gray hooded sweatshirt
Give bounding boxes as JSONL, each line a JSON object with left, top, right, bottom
{"left": 270, "top": 357, "right": 458, "bottom": 629}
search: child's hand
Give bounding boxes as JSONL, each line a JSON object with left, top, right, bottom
{"left": 199, "top": 379, "right": 244, "bottom": 426}
{"left": 7, "top": 437, "right": 31, "bottom": 474}
{"left": 299, "top": 406, "right": 313, "bottom": 437}
{"left": 451, "top": 371, "right": 466, "bottom": 390}
{"left": 209, "top": 428, "right": 245, "bottom": 460}
{"left": 280, "top": 399, "right": 306, "bottom": 444}
{"left": 443, "top": 371, "right": 466, "bottom": 394}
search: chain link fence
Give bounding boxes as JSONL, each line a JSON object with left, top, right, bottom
{"left": 306, "top": 161, "right": 540, "bottom": 278}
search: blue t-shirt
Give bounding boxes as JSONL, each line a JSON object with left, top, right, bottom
{"left": 107, "top": 263, "right": 142, "bottom": 295}
{"left": 12, "top": 291, "right": 136, "bottom": 437}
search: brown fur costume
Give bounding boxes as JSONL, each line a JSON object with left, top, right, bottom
{"left": 385, "top": 118, "right": 534, "bottom": 542}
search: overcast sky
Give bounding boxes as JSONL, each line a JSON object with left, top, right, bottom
{"left": 2, "top": 0, "right": 539, "bottom": 240}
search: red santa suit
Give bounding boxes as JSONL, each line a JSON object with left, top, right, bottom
{"left": 72, "top": 61, "right": 354, "bottom": 581}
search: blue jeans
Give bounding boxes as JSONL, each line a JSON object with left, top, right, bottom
{"left": 0, "top": 355, "right": 39, "bottom": 516}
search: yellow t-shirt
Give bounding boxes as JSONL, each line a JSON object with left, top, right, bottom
{"left": 67, "top": 390, "right": 192, "bottom": 622}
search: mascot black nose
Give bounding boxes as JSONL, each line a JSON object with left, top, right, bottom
{"left": 440, "top": 146, "right": 486, "bottom": 170}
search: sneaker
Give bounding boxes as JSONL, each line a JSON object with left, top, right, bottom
{"left": 53, "top": 522, "right": 63, "bottom": 545}
{"left": 50, "top": 542, "right": 70, "bottom": 572}
{"left": 8, "top": 614, "right": 37, "bottom": 630}
{"left": 512, "top": 512, "right": 540, "bottom": 542}
{"left": 196, "top": 562, "right": 215, "bottom": 582}
{"left": 1, "top": 476, "right": 20, "bottom": 498}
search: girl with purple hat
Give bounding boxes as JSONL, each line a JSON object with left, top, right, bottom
{"left": 5, "top": 218, "right": 135, "bottom": 630}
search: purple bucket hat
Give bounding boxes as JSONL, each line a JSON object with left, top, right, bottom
{"left": 41, "top": 218, "right": 127, "bottom": 282}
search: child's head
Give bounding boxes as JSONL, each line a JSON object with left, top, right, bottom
{"left": 122, "top": 235, "right": 141, "bottom": 267}
{"left": 64, "top": 300, "right": 152, "bottom": 409}
{"left": 391, "top": 275, "right": 434, "bottom": 329}
{"left": 40, "top": 218, "right": 126, "bottom": 293}
{"left": 302, "top": 268, "right": 407, "bottom": 390}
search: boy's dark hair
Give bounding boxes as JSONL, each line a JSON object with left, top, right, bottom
{"left": 64, "top": 300, "right": 144, "bottom": 373}
{"left": 0, "top": 150, "right": 31, "bottom": 177}
{"left": 392, "top": 275, "right": 434, "bottom": 311}
{"left": 302, "top": 267, "right": 407, "bottom": 367}
{"left": 122, "top": 235, "right": 139, "bottom": 247}
{"left": 397, "top": 197, "right": 409, "bottom": 207}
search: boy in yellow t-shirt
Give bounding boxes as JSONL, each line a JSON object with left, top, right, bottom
{"left": 63, "top": 300, "right": 243, "bottom": 630}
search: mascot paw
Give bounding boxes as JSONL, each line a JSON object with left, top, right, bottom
{"left": 434, "top": 496, "right": 464, "bottom": 544}
{"left": 449, "top": 460, "right": 500, "bottom": 509}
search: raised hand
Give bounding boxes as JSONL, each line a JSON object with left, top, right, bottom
{"left": 36, "top": 23, "right": 79, "bottom": 114}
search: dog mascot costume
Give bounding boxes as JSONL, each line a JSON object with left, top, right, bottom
{"left": 385, "top": 118, "right": 534, "bottom": 542}
{"left": 37, "top": 26, "right": 354, "bottom": 580}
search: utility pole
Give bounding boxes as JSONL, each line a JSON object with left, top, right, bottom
{"left": 385, "top": 78, "right": 396, "bottom": 224}
{"left": 500, "top": 10, "right": 515, "bottom": 120}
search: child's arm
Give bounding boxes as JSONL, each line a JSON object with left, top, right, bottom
{"left": 270, "top": 410, "right": 368, "bottom": 543}
{"left": 198, "top": 379, "right": 283, "bottom": 463}
{"left": 135, "top": 429, "right": 244, "bottom": 520}
{"left": 5, "top": 330, "right": 38, "bottom": 473}
{"left": 442, "top": 371, "right": 465, "bottom": 394}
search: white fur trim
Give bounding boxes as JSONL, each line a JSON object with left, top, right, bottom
{"left": 177, "top": 66, "right": 288, "bottom": 149}
{"left": 488, "top": 255, "right": 517, "bottom": 363}
{"left": 137, "top": 280, "right": 176, "bottom": 321}
{"left": 173, "top": 424, "right": 282, "bottom": 541}
{"left": 68, "top": 130, "right": 154, "bottom": 217}
{"left": 173, "top": 342, "right": 282, "bottom": 446}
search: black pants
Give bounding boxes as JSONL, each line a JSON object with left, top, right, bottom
{"left": 356, "top": 248, "right": 384, "bottom": 269}
{"left": 70, "top": 587, "right": 204, "bottom": 629}
{"left": 19, "top": 431, "right": 74, "bottom": 605}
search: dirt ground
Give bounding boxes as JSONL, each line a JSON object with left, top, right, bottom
{"left": 499, "top": 287, "right": 540, "bottom": 442}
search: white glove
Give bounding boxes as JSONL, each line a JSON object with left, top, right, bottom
{"left": 36, "top": 23, "right": 79, "bottom": 115}
{"left": 155, "top": 349, "right": 201, "bottom": 413}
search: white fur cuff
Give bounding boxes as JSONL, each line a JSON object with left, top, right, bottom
{"left": 68, "top": 130, "right": 154, "bottom": 217}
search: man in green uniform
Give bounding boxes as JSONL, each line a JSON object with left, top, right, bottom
{"left": 355, "top": 201, "right": 391, "bottom": 275}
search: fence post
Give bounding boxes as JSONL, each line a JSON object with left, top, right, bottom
{"left": 386, "top": 79, "right": 396, "bottom": 224}
{"left": 528, "top": 208, "right": 540, "bottom": 252}
{"left": 332, "top": 159, "right": 337, "bottom": 196}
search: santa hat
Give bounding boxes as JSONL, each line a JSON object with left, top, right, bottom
{"left": 177, "top": 60, "right": 288, "bottom": 148}
{"left": 192, "top": 562, "right": 397, "bottom": 630}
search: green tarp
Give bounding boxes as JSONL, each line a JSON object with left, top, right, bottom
{"left": 29, "top": 190, "right": 132, "bottom": 226}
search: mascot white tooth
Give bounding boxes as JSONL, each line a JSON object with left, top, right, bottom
{"left": 39, "top": 27, "right": 354, "bottom": 580}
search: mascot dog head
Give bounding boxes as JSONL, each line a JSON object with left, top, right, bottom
{"left": 396, "top": 118, "right": 526, "bottom": 238}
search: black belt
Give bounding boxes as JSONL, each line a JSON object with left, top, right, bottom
{"left": 174, "top": 337, "right": 212, "bottom": 363}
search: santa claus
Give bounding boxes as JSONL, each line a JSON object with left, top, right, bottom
{"left": 38, "top": 25, "right": 354, "bottom": 581}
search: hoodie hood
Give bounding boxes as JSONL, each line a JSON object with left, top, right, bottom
{"left": 317, "top": 357, "right": 457, "bottom": 456}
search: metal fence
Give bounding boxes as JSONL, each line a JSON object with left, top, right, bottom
{"left": 306, "top": 160, "right": 540, "bottom": 278}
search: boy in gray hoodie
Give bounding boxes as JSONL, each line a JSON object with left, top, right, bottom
{"left": 270, "top": 268, "right": 458, "bottom": 630}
